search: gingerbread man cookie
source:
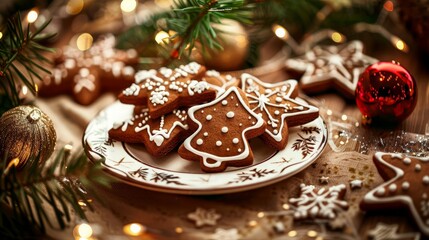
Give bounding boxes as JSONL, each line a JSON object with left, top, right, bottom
{"left": 178, "top": 87, "right": 266, "bottom": 173}
{"left": 109, "top": 108, "right": 189, "bottom": 157}
{"left": 241, "top": 73, "right": 319, "bottom": 150}
{"left": 119, "top": 62, "right": 217, "bottom": 119}
{"left": 39, "top": 35, "right": 139, "bottom": 105}
{"left": 360, "top": 152, "right": 429, "bottom": 236}
{"left": 285, "top": 40, "right": 377, "bottom": 98}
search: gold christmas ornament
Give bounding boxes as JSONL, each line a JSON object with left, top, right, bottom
{"left": 195, "top": 19, "right": 249, "bottom": 71}
{"left": 0, "top": 105, "right": 56, "bottom": 169}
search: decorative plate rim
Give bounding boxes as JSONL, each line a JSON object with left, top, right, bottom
{"left": 83, "top": 101, "right": 328, "bottom": 195}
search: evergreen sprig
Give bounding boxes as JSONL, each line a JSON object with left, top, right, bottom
{"left": 0, "top": 13, "right": 55, "bottom": 114}
{"left": 117, "top": 0, "right": 253, "bottom": 66}
{"left": 0, "top": 147, "right": 111, "bottom": 239}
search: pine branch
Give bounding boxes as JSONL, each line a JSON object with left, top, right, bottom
{"left": 0, "top": 13, "right": 54, "bottom": 114}
{"left": 0, "top": 146, "right": 112, "bottom": 239}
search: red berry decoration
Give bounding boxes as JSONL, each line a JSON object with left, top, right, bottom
{"left": 355, "top": 61, "right": 417, "bottom": 123}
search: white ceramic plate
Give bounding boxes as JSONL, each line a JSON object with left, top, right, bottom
{"left": 83, "top": 101, "right": 327, "bottom": 195}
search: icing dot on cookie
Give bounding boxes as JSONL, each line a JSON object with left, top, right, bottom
{"left": 252, "top": 121, "right": 255, "bottom": 125}
{"left": 226, "top": 148, "right": 230, "bottom": 151}
{"left": 402, "top": 181, "right": 410, "bottom": 190}
{"left": 388, "top": 184, "right": 397, "bottom": 193}
{"left": 222, "top": 100, "right": 228, "bottom": 106}
{"left": 196, "top": 139, "right": 203, "bottom": 145}
{"left": 203, "top": 132, "right": 208, "bottom": 137}
{"left": 403, "top": 157, "right": 411, "bottom": 165}
{"left": 232, "top": 138, "right": 239, "bottom": 144}
{"left": 275, "top": 97, "right": 282, "bottom": 103}
{"left": 239, "top": 123, "right": 243, "bottom": 127}
{"left": 274, "top": 110, "right": 280, "bottom": 116}
{"left": 238, "top": 148, "right": 242, "bottom": 152}
{"left": 415, "top": 164, "right": 421, "bottom": 172}
{"left": 248, "top": 116, "right": 252, "bottom": 120}
{"left": 206, "top": 115, "right": 212, "bottom": 121}
{"left": 216, "top": 141, "right": 222, "bottom": 147}
{"left": 375, "top": 188, "right": 385, "bottom": 196}
{"left": 201, "top": 110, "right": 204, "bottom": 113}
{"left": 226, "top": 111, "right": 235, "bottom": 118}
{"left": 221, "top": 127, "right": 228, "bottom": 133}
{"left": 273, "top": 129, "right": 278, "bottom": 134}
{"left": 235, "top": 103, "right": 239, "bottom": 107}
{"left": 423, "top": 175, "right": 429, "bottom": 185}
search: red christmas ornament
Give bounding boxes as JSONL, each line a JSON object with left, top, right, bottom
{"left": 355, "top": 61, "right": 417, "bottom": 123}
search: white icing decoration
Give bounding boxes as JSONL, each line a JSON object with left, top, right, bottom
{"left": 133, "top": 109, "right": 188, "bottom": 146}
{"left": 182, "top": 87, "right": 265, "bottom": 169}
{"left": 222, "top": 100, "right": 228, "bottom": 106}
{"left": 206, "top": 115, "right": 213, "bottom": 121}
{"left": 241, "top": 73, "right": 318, "bottom": 143}
{"left": 203, "top": 132, "right": 208, "bottom": 137}
{"left": 402, "top": 181, "right": 410, "bottom": 190}
{"left": 226, "top": 111, "right": 235, "bottom": 118}
{"left": 388, "top": 184, "right": 397, "bottom": 193}
{"left": 73, "top": 68, "right": 96, "bottom": 93}
{"left": 216, "top": 141, "right": 222, "bottom": 147}
{"left": 196, "top": 139, "right": 203, "bottom": 145}
{"left": 232, "top": 138, "right": 239, "bottom": 144}
{"left": 423, "top": 176, "right": 429, "bottom": 185}
{"left": 221, "top": 127, "right": 228, "bottom": 133}
{"left": 149, "top": 86, "right": 170, "bottom": 105}
{"left": 416, "top": 164, "right": 422, "bottom": 172}
{"left": 403, "top": 157, "right": 411, "bottom": 165}
{"left": 289, "top": 184, "right": 348, "bottom": 219}
{"left": 188, "top": 80, "right": 209, "bottom": 96}
{"left": 123, "top": 83, "right": 140, "bottom": 96}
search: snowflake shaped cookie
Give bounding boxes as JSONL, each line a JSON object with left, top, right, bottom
{"left": 108, "top": 108, "right": 189, "bottom": 157}
{"left": 210, "top": 228, "right": 241, "bottom": 240}
{"left": 187, "top": 208, "right": 221, "bottom": 227}
{"left": 241, "top": 74, "right": 319, "bottom": 150}
{"left": 119, "top": 62, "right": 216, "bottom": 118}
{"left": 285, "top": 40, "right": 377, "bottom": 98}
{"left": 289, "top": 183, "right": 348, "bottom": 220}
{"left": 361, "top": 152, "right": 429, "bottom": 236}
{"left": 178, "top": 87, "right": 266, "bottom": 172}
{"left": 39, "top": 35, "right": 138, "bottom": 105}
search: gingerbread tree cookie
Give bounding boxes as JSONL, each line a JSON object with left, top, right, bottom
{"left": 285, "top": 40, "right": 377, "bottom": 98}
{"left": 241, "top": 73, "right": 319, "bottom": 150}
{"left": 289, "top": 183, "right": 349, "bottom": 220}
{"left": 360, "top": 152, "right": 429, "bottom": 236}
{"left": 39, "top": 35, "right": 138, "bottom": 105}
{"left": 109, "top": 108, "right": 189, "bottom": 157}
{"left": 119, "top": 62, "right": 217, "bottom": 119}
{"left": 178, "top": 87, "right": 266, "bottom": 173}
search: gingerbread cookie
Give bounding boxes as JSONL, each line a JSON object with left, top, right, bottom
{"left": 39, "top": 35, "right": 138, "bottom": 105}
{"left": 289, "top": 183, "right": 349, "bottom": 220}
{"left": 360, "top": 152, "right": 429, "bottom": 236}
{"left": 119, "top": 62, "right": 217, "bottom": 119}
{"left": 109, "top": 108, "right": 189, "bottom": 157}
{"left": 178, "top": 87, "right": 266, "bottom": 173}
{"left": 202, "top": 70, "right": 239, "bottom": 95}
{"left": 285, "top": 40, "right": 377, "bottom": 98}
{"left": 241, "top": 73, "right": 319, "bottom": 150}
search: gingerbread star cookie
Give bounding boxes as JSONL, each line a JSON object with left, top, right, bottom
{"left": 178, "top": 87, "right": 266, "bottom": 173}
{"left": 360, "top": 152, "right": 429, "bottom": 236}
{"left": 109, "top": 108, "right": 189, "bottom": 157}
{"left": 289, "top": 183, "right": 349, "bottom": 220}
{"left": 202, "top": 70, "right": 239, "bottom": 95}
{"left": 285, "top": 40, "right": 377, "bottom": 98}
{"left": 241, "top": 73, "right": 319, "bottom": 150}
{"left": 119, "top": 62, "right": 217, "bottom": 119}
{"left": 39, "top": 35, "right": 138, "bottom": 105}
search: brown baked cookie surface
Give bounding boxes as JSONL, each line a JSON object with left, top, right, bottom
{"left": 119, "top": 62, "right": 216, "bottom": 119}
{"left": 285, "top": 40, "right": 377, "bottom": 98}
{"left": 39, "top": 35, "right": 138, "bottom": 105}
{"left": 178, "top": 87, "right": 266, "bottom": 173}
{"left": 360, "top": 152, "right": 429, "bottom": 236}
{"left": 109, "top": 108, "right": 190, "bottom": 157}
{"left": 241, "top": 73, "right": 319, "bottom": 150}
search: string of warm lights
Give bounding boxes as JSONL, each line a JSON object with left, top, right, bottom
{"left": 272, "top": 0, "right": 409, "bottom": 53}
